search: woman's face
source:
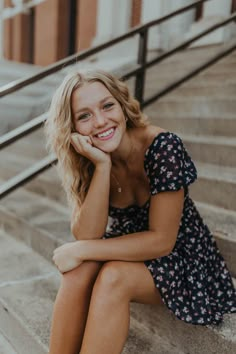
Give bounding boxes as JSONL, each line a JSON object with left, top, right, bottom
{"left": 71, "top": 81, "right": 127, "bottom": 153}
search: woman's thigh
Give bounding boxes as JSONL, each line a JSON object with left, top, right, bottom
{"left": 96, "top": 261, "right": 162, "bottom": 305}
{"left": 62, "top": 261, "right": 103, "bottom": 290}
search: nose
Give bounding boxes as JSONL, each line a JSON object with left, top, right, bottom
{"left": 93, "top": 111, "right": 106, "bottom": 128}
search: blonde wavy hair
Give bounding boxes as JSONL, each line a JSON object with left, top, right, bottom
{"left": 45, "top": 69, "right": 148, "bottom": 208}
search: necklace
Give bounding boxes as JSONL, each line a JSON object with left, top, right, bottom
{"left": 111, "top": 139, "right": 134, "bottom": 193}
{"left": 111, "top": 173, "right": 122, "bottom": 193}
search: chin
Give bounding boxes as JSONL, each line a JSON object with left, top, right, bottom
{"left": 96, "top": 143, "right": 119, "bottom": 153}
{"left": 94, "top": 141, "right": 120, "bottom": 153}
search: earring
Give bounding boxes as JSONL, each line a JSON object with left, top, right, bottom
{"left": 125, "top": 117, "right": 128, "bottom": 122}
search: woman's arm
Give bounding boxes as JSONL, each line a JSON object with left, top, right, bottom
{"left": 70, "top": 133, "right": 111, "bottom": 240}
{"left": 54, "top": 189, "right": 184, "bottom": 272}
{"left": 71, "top": 161, "right": 111, "bottom": 240}
{"left": 80, "top": 189, "right": 184, "bottom": 260}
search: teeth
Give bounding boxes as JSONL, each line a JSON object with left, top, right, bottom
{"left": 97, "top": 128, "right": 114, "bottom": 138}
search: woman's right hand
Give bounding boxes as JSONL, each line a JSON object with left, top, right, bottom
{"left": 71, "top": 133, "right": 111, "bottom": 166}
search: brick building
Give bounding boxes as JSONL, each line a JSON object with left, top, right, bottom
{"left": 1, "top": 0, "right": 236, "bottom": 66}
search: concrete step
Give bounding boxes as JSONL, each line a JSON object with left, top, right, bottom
{"left": 182, "top": 134, "right": 236, "bottom": 167}
{"left": 0, "top": 60, "right": 64, "bottom": 135}
{"left": 196, "top": 201, "right": 236, "bottom": 278}
{"left": 145, "top": 53, "right": 236, "bottom": 98}
{"left": 0, "top": 188, "right": 71, "bottom": 263}
{"left": 0, "top": 152, "right": 66, "bottom": 204}
{"left": 0, "top": 226, "right": 235, "bottom": 354}
{"left": 0, "top": 129, "right": 67, "bottom": 204}
{"left": 191, "top": 162, "right": 236, "bottom": 211}
{"left": 130, "top": 300, "right": 236, "bottom": 354}
{"left": 1, "top": 127, "right": 47, "bottom": 160}
{"left": 0, "top": 97, "right": 48, "bottom": 135}
{"left": 145, "top": 115, "right": 236, "bottom": 137}
{"left": 0, "top": 59, "right": 64, "bottom": 88}
{"left": 0, "top": 230, "right": 59, "bottom": 354}
{"left": 0, "top": 230, "right": 187, "bottom": 354}
{"left": 167, "top": 84, "right": 236, "bottom": 96}
{"left": 1, "top": 182, "right": 236, "bottom": 279}
{"left": 0, "top": 332, "right": 18, "bottom": 354}
{"left": 149, "top": 96, "right": 236, "bottom": 118}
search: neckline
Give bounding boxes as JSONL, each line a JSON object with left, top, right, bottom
{"left": 109, "top": 131, "right": 172, "bottom": 211}
{"left": 109, "top": 198, "right": 150, "bottom": 211}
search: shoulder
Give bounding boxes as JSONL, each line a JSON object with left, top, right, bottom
{"left": 144, "top": 127, "right": 182, "bottom": 159}
{"left": 134, "top": 125, "right": 168, "bottom": 153}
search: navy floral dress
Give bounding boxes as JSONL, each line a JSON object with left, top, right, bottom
{"left": 104, "top": 132, "right": 236, "bottom": 325}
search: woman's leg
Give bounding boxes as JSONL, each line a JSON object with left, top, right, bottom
{"left": 49, "top": 261, "right": 103, "bottom": 354}
{"left": 80, "top": 261, "right": 162, "bottom": 354}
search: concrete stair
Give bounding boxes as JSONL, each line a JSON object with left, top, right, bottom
{"left": 0, "top": 189, "right": 236, "bottom": 354}
{"left": 0, "top": 44, "right": 236, "bottom": 352}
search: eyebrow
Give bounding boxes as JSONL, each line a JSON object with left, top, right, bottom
{"left": 75, "top": 95, "right": 114, "bottom": 114}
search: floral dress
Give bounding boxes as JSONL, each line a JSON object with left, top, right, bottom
{"left": 104, "top": 132, "right": 236, "bottom": 325}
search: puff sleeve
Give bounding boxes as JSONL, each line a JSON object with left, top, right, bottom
{"left": 144, "top": 132, "right": 197, "bottom": 195}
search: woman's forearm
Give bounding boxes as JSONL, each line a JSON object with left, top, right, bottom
{"left": 80, "top": 231, "right": 176, "bottom": 261}
{"left": 71, "top": 162, "right": 111, "bottom": 240}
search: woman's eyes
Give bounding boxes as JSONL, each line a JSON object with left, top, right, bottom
{"left": 78, "top": 112, "right": 91, "bottom": 120}
{"left": 78, "top": 103, "right": 114, "bottom": 120}
{"left": 103, "top": 102, "right": 114, "bottom": 110}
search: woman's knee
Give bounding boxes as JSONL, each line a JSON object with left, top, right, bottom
{"left": 93, "top": 261, "right": 129, "bottom": 299}
{"left": 61, "top": 261, "right": 103, "bottom": 292}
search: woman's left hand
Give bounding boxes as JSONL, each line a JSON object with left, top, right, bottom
{"left": 53, "top": 241, "right": 84, "bottom": 273}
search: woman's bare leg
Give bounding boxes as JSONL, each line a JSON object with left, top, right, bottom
{"left": 49, "top": 261, "right": 103, "bottom": 354}
{"left": 80, "top": 261, "right": 162, "bottom": 354}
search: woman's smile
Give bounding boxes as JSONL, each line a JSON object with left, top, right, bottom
{"left": 72, "top": 82, "right": 127, "bottom": 152}
{"left": 95, "top": 127, "right": 116, "bottom": 140}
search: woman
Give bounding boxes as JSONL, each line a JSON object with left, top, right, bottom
{"left": 45, "top": 69, "right": 236, "bottom": 354}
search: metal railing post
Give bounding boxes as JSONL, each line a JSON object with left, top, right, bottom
{"left": 0, "top": 0, "right": 4, "bottom": 59}
{"left": 135, "top": 28, "right": 148, "bottom": 106}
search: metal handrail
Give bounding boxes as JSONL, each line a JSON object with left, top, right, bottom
{"left": 1, "top": 10, "right": 236, "bottom": 151}
{"left": 0, "top": 13, "right": 236, "bottom": 149}
{"left": 0, "top": 0, "right": 209, "bottom": 98}
{"left": 1, "top": 1, "right": 236, "bottom": 199}
{"left": 0, "top": 154, "right": 57, "bottom": 199}
{"left": 143, "top": 41, "right": 236, "bottom": 106}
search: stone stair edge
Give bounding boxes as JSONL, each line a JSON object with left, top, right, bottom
{"left": 182, "top": 134, "right": 236, "bottom": 147}
{"left": 130, "top": 302, "right": 236, "bottom": 354}
{"left": 0, "top": 206, "right": 64, "bottom": 263}
{"left": 1, "top": 186, "right": 236, "bottom": 277}
{"left": 0, "top": 297, "right": 47, "bottom": 354}
{"left": 0, "top": 330, "right": 18, "bottom": 354}
{"left": 0, "top": 228, "right": 235, "bottom": 354}
{"left": 145, "top": 109, "right": 236, "bottom": 119}
{"left": 152, "top": 95, "right": 236, "bottom": 103}
{"left": 144, "top": 111, "right": 236, "bottom": 120}
{"left": 194, "top": 161, "right": 236, "bottom": 181}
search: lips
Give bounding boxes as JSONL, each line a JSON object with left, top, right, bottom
{"left": 95, "top": 127, "right": 115, "bottom": 140}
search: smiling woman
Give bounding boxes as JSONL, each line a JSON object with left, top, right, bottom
{"left": 45, "top": 69, "right": 236, "bottom": 354}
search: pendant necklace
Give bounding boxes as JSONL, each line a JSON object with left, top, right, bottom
{"left": 111, "top": 139, "right": 134, "bottom": 193}
{"left": 111, "top": 173, "right": 122, "bottom": 193}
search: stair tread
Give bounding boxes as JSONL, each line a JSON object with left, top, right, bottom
{"left": 180, "top": 133, "right": 236, "bottom": 146}
{"left": 130, "top": 301, "right": 236, "bottom": 354}
{"left": 195, "top": 161, "right": 236, "bottom": 182}
{"left": 0, "top": 331, "right": 18, "bottom": 354}
{"left": 0, "top": 230, "right": 187, "bottom": 354}
{"left": 0, "top": 229, "right": 235, "bottom": 354}
{"left": 196, "top": 201, "right": 236, "bottom": 241}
